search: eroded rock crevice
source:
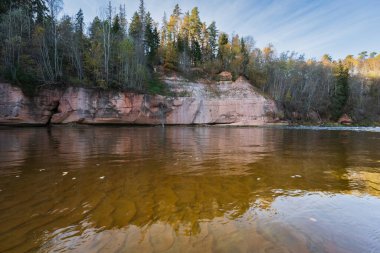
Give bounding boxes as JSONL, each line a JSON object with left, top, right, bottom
{"left": 46, "top": 101, "right": 60, "bottom": 126}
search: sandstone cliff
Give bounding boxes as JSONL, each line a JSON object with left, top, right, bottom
{"left": 0, "top": 77, "right": 282, "bottom": 126}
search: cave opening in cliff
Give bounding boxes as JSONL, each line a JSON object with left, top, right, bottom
{"left": 46, "top": 101, "right": 60, "bottom": 126}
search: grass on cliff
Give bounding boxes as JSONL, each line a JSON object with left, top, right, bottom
{"left": 146, "top": 75, "right": 171, "bottom": 96}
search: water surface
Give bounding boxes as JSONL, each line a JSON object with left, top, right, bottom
{"left": 0, "top": 126, "right": 379, "bottom": 253}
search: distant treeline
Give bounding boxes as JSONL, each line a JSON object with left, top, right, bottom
{"left": 0, "top": 0, "right": 379, "bottom": 123}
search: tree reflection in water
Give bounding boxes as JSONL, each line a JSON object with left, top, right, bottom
{"left": 0, "top": 127, "right": 379, "bottom": 252}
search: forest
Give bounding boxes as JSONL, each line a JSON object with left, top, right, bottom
{"left": 1, "top": 0, "right": 379, "bottom": 123}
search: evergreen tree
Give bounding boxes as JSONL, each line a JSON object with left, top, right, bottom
{"left": 191, "top": 40, "right": 202, "bottom": 65}
{"left": 358, "top": 51, "right": 368, "bottom": 60}
{"left": 73, "top": 9, "right": 85, "bottom": 80}
{"left": 138, "top": 0, "right": 145, "bottom": 40}
{"left": 0, "top": 0, "right": 47, "bottom": 20}
{"left": 240, "top": 38, "right": 249, "bottom": 74}
{"left": 200, "top": 22, "right": 209, "bottom": 62}
{"left": 75, "top": 9, "right": 84, "bottom": 38}
{"left": 0, "top": 1, "right": 11, "bottom": 15}
{"left": 85, "top": 16, "right": 104, "bottom": 85}
{"left": 33, "top": 0, "right": 48, "bottom": 24}
{"left": 331, "top": 62, "right": 349, "bottom": 120}
{"left": 207, "top": 21, "right": 218, "bottom": 60}
{"left": 173, "top": 4, "right": 181, "bottom": 18}
{"left": 118, "top": 4, "right": 127, "bottom": 36}
{"left": 112, "top": 15, "right": 121, "bottom": 35}
{"left": 145, "top": 12, "right": 159, "bottom": 65}
{"left": 129, "top": 12, "right": 142, "bottom": 42}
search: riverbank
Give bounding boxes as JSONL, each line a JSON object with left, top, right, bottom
{"left": 286, "top": 121, "right": 380, "bottom": 128}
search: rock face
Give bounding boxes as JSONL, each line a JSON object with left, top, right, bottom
{"left": 217, "top": 71, "right": 233, "bottom": 82}
{"left": 0, "top": 78, "right": 282, "bottom": 126}
{"left": 0, "top": 83, "right": 61, "bottom": 125}
{"left": 338, "top": 114, "right": 353, "bottom": 125}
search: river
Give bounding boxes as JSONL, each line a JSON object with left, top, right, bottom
{"left": 0, "top": 126, "right": 379, "bottom": 253}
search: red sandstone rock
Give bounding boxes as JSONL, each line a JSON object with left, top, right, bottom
{"left": 0, "top": 84, "right": 62, "bottom": 125}
{"left": 218, "top": 71, "right": 233, "bottom": 82}
{"left": 0, "top": 78, "right": 282, "bottom": 126}
{"left": 338, "top": 114, "right": 353, "bottom": 125}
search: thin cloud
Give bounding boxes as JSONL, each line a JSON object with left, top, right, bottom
{"left": 62, "top": 0, "right": 380, "bottom": 59}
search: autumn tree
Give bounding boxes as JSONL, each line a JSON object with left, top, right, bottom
{"left": 189, "top": 7, "right": 201, "bottom": 65}
{"left": 218, "top": 32, "right": 229, "bottom": 69}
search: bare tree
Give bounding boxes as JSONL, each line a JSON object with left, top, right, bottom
{"left": 45, "top": 0, "right": 63, "bottom": 81}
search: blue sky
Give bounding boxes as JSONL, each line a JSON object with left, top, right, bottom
{"left": 63, "top": 0, "right": 380, "bottom": 60}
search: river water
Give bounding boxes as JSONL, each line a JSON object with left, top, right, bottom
{"left": 0, "top": 126, "right": 379, "bottom": 253}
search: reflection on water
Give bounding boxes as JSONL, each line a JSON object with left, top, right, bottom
{"left": 0, "top": 126, "right": 379, "bottom": 253}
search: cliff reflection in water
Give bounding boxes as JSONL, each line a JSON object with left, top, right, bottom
{"left": 0, "top": 127, "right": 379, "bottom": 253}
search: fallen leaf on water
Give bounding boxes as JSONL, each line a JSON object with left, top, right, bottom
{"left": 309, "top": 218, "right": 317, "bottom": 222}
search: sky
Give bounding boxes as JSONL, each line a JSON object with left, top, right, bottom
{"left": 62, "top": 0, "right": 380, "bottom": 60}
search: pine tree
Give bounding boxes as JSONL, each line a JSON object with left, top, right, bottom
{"left": 207, "top": 21, "right": 218, "bottom": 60}
{"left": 74, "top": 9, "right": 85, "bottom": 80}
{"left": 138, "top": 0, "right": 145, "bottom": 41}
{"left": 331, "top": 62, "right": 349, "bottom": 120}
{"left": 240, "top": 38, "right": 249, "bottom": 74}
{"left": 112, "top": 15, "right": 121, "bottom": 35}
{"left": 75, "top": 9, "right": 84, "bottom": 38}
{"left": 0, "top": 1, "right": 10, "bottom": 15}
{"left": 145, "top": 12, "right": 159, "bottom": 65}
{"left": 119, "top": 5, "right": 127, "bottom": 37}
{"left": 0, "top": 0, "right": 46, "bottom": 19}
{"left": 173, "top": 4, "right": 181, "bottom": 18}
{"left": 191, "top": 40, "right": 202, "bottom": 65}
{"left": 85, "top": 16, "right": 103, "bottom": 85}
{"left": 129, "top": 12, "right": 142, "bottom": 42}
{"left": 33, "top": 0, "right": 48, "bottom": 24}
{"left": 200, "top": 22, "right": 209, "bottom": 62}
